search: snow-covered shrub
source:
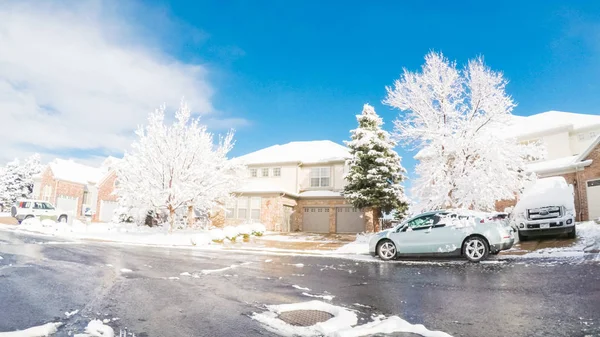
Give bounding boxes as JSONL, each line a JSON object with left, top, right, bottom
{"left": 41, "top": 219, "right": 57, "bottom": 227}
{"left": 21, "top": 217, "right": 41, "bottom": 227}
{"left": 190, "top": 234, "right": 211, "bottom": 246}
{"left": 223, "top": 226, "right": 239, "bottom": 241}
{"left": 250, "top": 223, "right": 266, "bottom": 236}
{"left": 236, "top": 224, "right": 251, "bottom": 239}
{"left": 209, "top": 228, "right": 226, "bottom": 243}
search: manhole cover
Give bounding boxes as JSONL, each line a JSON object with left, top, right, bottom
{"left": 278, "top": 310, "right": 334, "bottom": 326}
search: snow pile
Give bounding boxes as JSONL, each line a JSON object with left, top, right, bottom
{"left": 73, "top": 320, "right": 114, "bottom": 337}
{"left": 513, "top": 177, "right": 575, "bottom": 219}
{"left": 251, "top": 300, "right": 453, "bottom": 337}
{"left": 334, "top": 315, "right": 452, "bottom": 337}
{"left": 12, "top": 218, "right": 266, "bottom": 247}
{"left": 251, "top": 300, "right": 357, "bottom": 336}
{"left": 0, "top": 322, "right": 62, "bottom": 337}
{"left": 335, "top": 233, "right": 372, "bottom": 255}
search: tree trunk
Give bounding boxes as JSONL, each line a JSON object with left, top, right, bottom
{"left": 187, "top": 205, "right": 195, "bottom": 228}
{"left": 168, "top": 206, "right": 175, "bottom": 233}
{"left": 373, "top": 207, "right": 381, "bottom": 232}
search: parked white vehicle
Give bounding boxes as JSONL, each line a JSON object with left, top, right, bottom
{"left": 11, "top": 199, "right": 69, "bottom": 224}
{"left": 512, "top": 177, "right": 576, "bottom": 241}
{"left": 369, "top": 210, "right": 515, "bottom": 262}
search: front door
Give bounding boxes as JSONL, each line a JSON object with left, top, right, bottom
{"left": 283, "top": 206, "right": 293, "bottom": 232}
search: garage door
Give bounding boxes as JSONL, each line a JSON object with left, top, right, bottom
{"left": 302, "top": 207, "right": 329, "bottom": 233}
{"left": 100, "top": 200, "right": 119, "bottom": 222}
{"left": 336, "top": 207, "right": 365, "bottom": 233}
{"left": 56, "top": 196, "right": 78, "bottom": 215}
{"left": 587, "top": 180, "right": 600, "bottom": 220}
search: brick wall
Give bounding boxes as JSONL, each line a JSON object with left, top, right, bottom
{"left": 93, "top": 171, "right": 118, "bottom": 222}
{"left": 39, "top": 167, "right": 85, "bottom": 217}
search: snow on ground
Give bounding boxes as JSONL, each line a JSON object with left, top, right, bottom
{"left": 73, "top": 319, "right": 114, "bottom": 337}
{"left": 0, "top": 212, "right": 10, "bottom": 218}
{"left": 334, "top": 234, "right": 371, "bottom": 255}
{"left": 120, "top": 268, "right": 132, "bottom": 273}
{"left": 301, "top": 292, "right": 334, "bottom": 301}
{"left": 0, "top": 322, "right": 63, "bottom": 337}
{"left": 65, "top": 310, "right": 79, "bottom": 318}
{"left": 2, "top": 218, "right": 265, "bottom": 248}
{"left": 199, "top": 262, "right": 252, "bottom": 275}
{"left": 292, "top": 285, "right": 310, "bottom": 291}
{"left": 251, "top": 300, "right": 452, "bottom": 337}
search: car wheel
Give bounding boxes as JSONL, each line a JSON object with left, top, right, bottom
{"left": 58, "top": 215, "right": 68, "bottom": 223}
{"left": 377, "top": 240, "right": 397, "bottom": 261}
{"left": 25, "top": 215, "right": 34, "bottom": 219}
{"left": 567, "top": 226, "right": 576, "bottom": 239}
{"left": 463, "top": 236, "right": 489, "bottom": 262}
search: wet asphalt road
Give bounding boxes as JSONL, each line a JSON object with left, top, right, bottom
{"left": 1, "top": 230, "right": 599, "bottom": 337}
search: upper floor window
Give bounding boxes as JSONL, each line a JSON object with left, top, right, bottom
{"left": 590, "top": 131, "right": 598, "bottom": 140}
{"left": 273, "top": 168, "right": 281, "bottom": 177}
{"left": 310, "top": 167, "right": 330, "bottom": 187}
{"left": 43, "top": 185, "right": 53, "bottom": 202}
{"left": 578, "top": 133, "right": 587, "bottom": 141}
{"left": 261, "top": 168, "right": 269, "bottom": 177}
{"left": 250, "top": 168, "right": 257, "bottom": 178}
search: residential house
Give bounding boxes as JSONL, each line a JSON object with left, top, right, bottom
{"left": 495, "top": 111, "right": 600, "bottom": 221}
{"left": 33, "top": 157, "right": 120, "bottom": 222}
{"left": 211, "top": 140, "right": 379, "bottom": 233}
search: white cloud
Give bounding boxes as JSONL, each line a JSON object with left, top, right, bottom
{"left": 0, "top": 0, "right": 238, "bottom": 164}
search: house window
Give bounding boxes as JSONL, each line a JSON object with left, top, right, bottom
{"left": 273, "top": 168, "right": 281, "bottom": 177}
{"left": 83, "top": 191, "right": 89, "bottom": 205}
{"left": 250, "top": 197, "right": 261, "bottom": 220}
{"left": 237, "top": 197, "right": 249, "bottom": 219}
{"left": 261, "top": 168, "right": 269, "bottom": 177}
{"left": 250, "top": 169, "right": 257, "bottom": 178}
{"left": 578, "top": 133, "right": 587, "bottom": 141}
{"left": 310, "top": 167, "right": 330, "bottom": 187}
{"left": 590, "top": 131, "right": 598, "bottom": 140}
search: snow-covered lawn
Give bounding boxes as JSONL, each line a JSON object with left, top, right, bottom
{"left": 0, "top": 218, "right": 266, "bottom": 248}
{"left": 0, "top": 212, "right": 10, "bottom": 218}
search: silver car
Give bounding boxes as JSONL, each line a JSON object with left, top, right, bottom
{"left": 369, "top": 211, "right": 515, "bottom": 262}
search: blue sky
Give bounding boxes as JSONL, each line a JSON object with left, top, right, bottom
{"left": 142, "top": 0, "right": 600, "bottom": 172}
{"left": 2, "top": 0, "right": 600, "bottom": 184}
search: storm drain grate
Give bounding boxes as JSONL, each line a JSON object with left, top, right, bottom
{"left": 278, "top": 310, "right": 334, "bottom": 326}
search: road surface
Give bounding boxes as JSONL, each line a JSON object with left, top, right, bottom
{"left": 1, "top": 229, "right": 599, "bottom": 337}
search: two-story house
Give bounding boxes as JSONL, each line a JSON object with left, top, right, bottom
{"left": 498, "top": 111, "right": 600, "bottom": 221}
{"left": 210, "top": 140, "right": 378, "bottom": 233}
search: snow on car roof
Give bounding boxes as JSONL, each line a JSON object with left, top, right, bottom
{"left": 234, "top": 140, "right": 350, "bottom": 165}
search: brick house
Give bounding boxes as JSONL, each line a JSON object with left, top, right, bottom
{"left": 211, "top": 140, "right": 379, "bottom": 233}
{"left": 33, "top": 157, "right": 120, "bottom": 222}
{"left": 493, "top": 111, "right": 600, "bottom": 221}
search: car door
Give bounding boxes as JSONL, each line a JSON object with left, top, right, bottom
{"left": 44, "top": 203, "right": 58, "bottom": 221}
{"left": 389, "top": 214, "right": 437, "bottom": 254}
{"left": 32, "top": 202, "right": 45, "bottom": 219}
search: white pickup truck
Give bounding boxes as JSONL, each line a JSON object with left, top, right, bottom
{"left": 512, "top": 177, "right": 576, "bottom": 241}
{"left": 11, "top": 199, "right": 69, "bottom": 224}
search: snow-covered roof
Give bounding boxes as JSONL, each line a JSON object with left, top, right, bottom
{"left": 504, "top": 111, "right": 600, "bottom": 139}
{"left": 235, "top": 141, "right": 350, "bottom": 165}
{"left": 526, "top": 156, "right": 579, "bottom": 173}
{"left": 298, "top": 190, "right": 343, "bottom": 198}
{"left": 234, "top": 179, "right": 298, "bottom": 197}
{"left": 49, "top": 159, "right": 108, "bottom": 185}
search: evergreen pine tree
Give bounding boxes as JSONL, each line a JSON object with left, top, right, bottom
{"left": 343, "top": 104, "right": 408, "bottom": 219}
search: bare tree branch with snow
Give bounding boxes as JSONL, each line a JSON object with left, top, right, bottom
{"left": 116, "top": 100, "right": 245, "bottom": 231}
{"left": 384, "top": 52, "right": 545, "bottom": 212}
{"left": 0, "top": 154, "right": 42, "bottom": 208}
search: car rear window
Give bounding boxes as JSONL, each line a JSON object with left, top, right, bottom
{"left": 19, "top": 201, "right": 31, "bottom": 208}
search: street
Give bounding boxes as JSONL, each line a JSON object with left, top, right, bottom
{"left": 1, "top": 230, "right": 599, "bottom": 337}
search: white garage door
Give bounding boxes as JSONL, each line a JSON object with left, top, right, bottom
{"left": 56, "top": 196, "right": 78, "bottom": 216}
{"left": 302, "top": 207, "right": 329, "bottom": 233}
{"left": 336, "top": 207, "right": 365, "bottom": 233}
{"left": 99, "top": 200, "right": 119, "bottom": 222}
{"left": 587, "top": 179, "right": 600, "bottom": 221}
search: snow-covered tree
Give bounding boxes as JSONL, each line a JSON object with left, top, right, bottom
{"left": 384, "top": 52, "right": 544, "bottom": 212}
{"left": 343, "top": 104, "right": 408, "bottom": 220}
{"left": 0, "top": 154, "right": 42, "bottom": 207}
{"left": 116, "top": 101, "right": 245, "bottom": 231}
